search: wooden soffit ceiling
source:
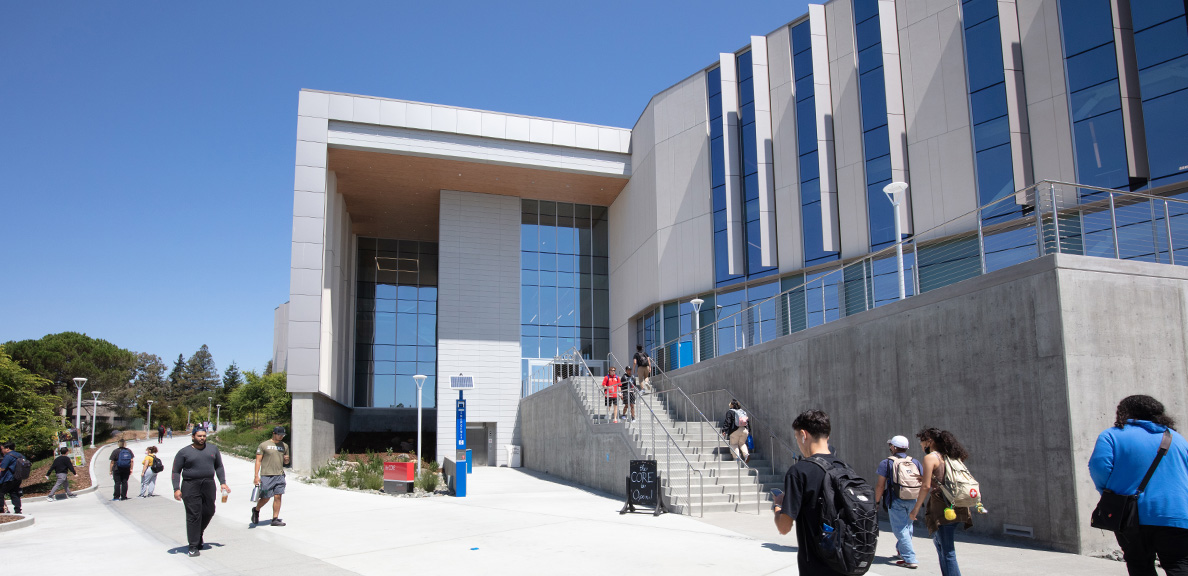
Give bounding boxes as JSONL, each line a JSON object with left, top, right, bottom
{"left": 328, "top": 147, "right": 628, "bottom": 242}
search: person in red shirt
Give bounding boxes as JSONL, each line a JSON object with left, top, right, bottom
{"left": 602, "top": 367, "right": 621, "bottom": 424}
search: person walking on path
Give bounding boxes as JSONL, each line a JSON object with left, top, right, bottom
{"left": 166, "top": 427, "right": 172, "bottom": 439}
{"left": 109, "top": 439, "right": 135, "bottom": 501}
{"left": 909, "top": 428, "right": 973, "bottom": 576}
{"left": 1089, "top": 395, "right": 1188, "bottom": 576}
{"left": 0, "top": 442, "right": 25, "bottom": 514}
{"left": 772, "top": 410, "right": 849, "bottom": 575}
{"left": 633, "top": 345, "right": 652, "bottom": 393}
{"left": 875, "top": 435, "right": 922, "bottom": 569}
{"left": 721, "top": 399, "right": 750, "bottom": 464}
{"left": 252, "top": 426, "right": 291, "bottom": 526}
{"left": 45, "top": 447, "right": 78, "bottom": 501}
{"left": 140, "top": 445, "right": 161, "bottom": 497}
{"left": 619, "top": 367, "right": 637, "bottom": 422}
{"left": 601, "top": 367, "right": 621, "bottom": 424}
{"left": 158, "top": 424, "right": 165, "bottom": 444}
{"left": 172, "top": 428, "right": 230, "bottom": 557}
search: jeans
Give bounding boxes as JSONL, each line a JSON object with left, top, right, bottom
{"left": 887, "top": 498, "right": 918, "bottom": 564}
{"left": 139, "top": 471, "right": 157, "bottom": 497}
{"left": 49, "top": 473, "right": 74, "bottom": 497}
{"left": 0, "top": 480, "right": 21, "bottom": 513}
{"left": 933, "top": 523, "right": 961, "bottom": 576}
{"left": 1117, "top": 525, "right": 1188, "bottom": 576}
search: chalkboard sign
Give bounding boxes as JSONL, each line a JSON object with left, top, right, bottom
{"left": 619, "top": 459, "right": 665, "bottom": 516}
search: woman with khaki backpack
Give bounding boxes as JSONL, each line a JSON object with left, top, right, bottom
{"left": 909, "top": 428, "right": 974, "bottom": 576}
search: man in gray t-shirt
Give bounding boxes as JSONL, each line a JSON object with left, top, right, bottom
{"left": 252, "top": 426, "right": 290, "bottom": 527}
{"left": 172, "top": 427, "right": 228, "bottom": 557}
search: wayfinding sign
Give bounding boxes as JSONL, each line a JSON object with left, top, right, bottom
{"left": 456, "top": 398, "right": 467, "bottom": 449}
{"left": 619, "top": 459, "right": 665, "bottom": 516}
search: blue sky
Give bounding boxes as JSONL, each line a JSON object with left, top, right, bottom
{"left": 0, "top": 1, "right": 809, "bottom": 374}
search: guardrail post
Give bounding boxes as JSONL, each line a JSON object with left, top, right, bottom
{"left": 1108, "top": 190, "right": 1121, "bottom": 259}
{"left": 1151, "top": 199, "right": 1161, "bottom": 263}
{"left": 1050, "top": 183, "right": 1061, "bottom": 254}
{"left": 1034, "top": 187, "right": 1046, "bottom": 257}
{"left": 1166, "top": 200, "right": 1176, "bottom": 265}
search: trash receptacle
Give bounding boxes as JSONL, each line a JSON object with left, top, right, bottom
{"left": 505, "top": 445, "right": 522, "bottom": 468}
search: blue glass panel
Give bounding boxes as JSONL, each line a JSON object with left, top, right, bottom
{"left": 1142, "top": 88, "right": 1188, "bottom": 180}
{"left": 713, "top": 207, "right": 728, "bottom": 232}
{"left": 557, "top": 254, "right": 575, "bottom": 273}
{"left": 417, "top": 319, "right": 435, "bottom": 345}
{"left": 714, "top": 230, "right": 734, "bottom": 282}
{"left": 746, "top": 220, "right": 764, "bottom": 274}
{"left": 1066, "top": 44, "right": 1120, "bottom": 92}
{"left": 373, "top": 375, "right": 395, "bottom": 408}
{"left": 521, "top": 251, "right": 538, "bottom": 271}
{"left": 738, "top": 50, "right": 753, "bottom": 80}
{"left": 1072, "top": 109, "right": 1129, "bottom": 188}
{"left": 800, "top": 177, "right": 822, "bottom": 205}
{"left": 970, "top": 83, "right": 1008, "bottom": 125}
{"left": 710, "top": 138, "right": 725, "bottom": 187}
{"left": 710, "top": 113, "right": 723, "bottom": 140}
{"left": 853, "top": 0, "right": 879, "bottom": 24}
{"left": 856, "top": 16, "right": 881, "bottom": 51}
{"left": 418, "top": 346, "right": 435, "bottom": 363}
{"left": 744, "top": 174, "right": 759, "bottom": 204}
{"left": 398, "top": 346, "right": 417, "bottom": 362}
{"left": 975, "top": 143, "right": 1015, "bottom": 204}
{"left": 521, "top": 286, "right": 538, "bottom": 323}
{"left": 866, "top": 154, "right": 893, "bottom": 185}
{"left": 537, "top": 221, "right": 556, "bottom": 252}
{"left": 739, "top": 77, "right": 755, "bottom": 106}
{"left": 1058, "top": 0, "right": 1116, "bottom": 56}
{"left": 376, "top": 283, "right": 398, "bottom": 300}
{"left": 1070, "top": 79, "right": 1122, "bottom": 121}
{"left": 376, "top": 298, "right": 397, "bottom": 314}
{"left": 965, "top": 18, "right": 1007, "bottom": 92}
{"left": 974, "top": 115, "right": 1010, "bottom": 151}
{"left": 963, "top": 0, "right": 998, "bottom": 28}
{"left": 745, "top": 198, "right": 760, "bottom": 223}
{"left": 1132, "top": 0, "right": 1187, "bottom": 32}
{"left": 707, "top": 67, "right": 722, "bottom": 96}
{"left": 868, "top": 181, "right": 897, "bottom": 247}
{"left": 521, "top": 269, "right": 537, "bottom": 286}
{"left": 859, "top": 69, "right": 888, "bottom": 123}
{"left": 795, "top": 74, "right": 814, "bottom": 101}
{"left": 375, "top": 313, "right": 395, "bottom": 345}
{"left": 794, "top": 49, "right": 815, "bottom": 80}
{"left": 800, "top": 150, "right": 820, "bottom": 182}
{"left": 377, "top": 360, "right": 397, "bottom": 375}
{"left": 396, "top": 313, "right": 417, "bottom": 345}
{"left": 1135, "top": 17, "right": 1188, "bottom": 69}
{"left": 742, "top": 122, "right": 758, "bottom": 174}
{"left": 396, "top": 361, "right": 415, "bottom": 375}
{"left": 539, "top": 286, "right": 556, "bottom": 326}
{"left": 792, "top": 22, "right": 812, "bottom": 54}
{"left": 858, "top": 45, "right": 883, "bottom": 75}
{"left": 372, "top": 345, "right": 395, "bottom": 363}
{"left": 538, "top": 252, "right": 556, "bottom": 272}
{"left": 708, "top": 91, "right": 723, "bottom": 120}
{"left": 419, "top": 286, "right": 436, "bottom": 301}
{"left": 1138, "top": 55, "right": 1188, "bottom": 100}
{"left": 864, "top": 124, "right": 891, "bottom": 161}
{"left": 520, "top": 223, "right": 537, "bottom": 252}
{"left": 797, "top": 97, "right": 818, "bottom": 150}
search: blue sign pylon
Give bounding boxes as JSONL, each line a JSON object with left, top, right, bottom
{"left": 455, "top": 390, "right": 467, "bottom": 497}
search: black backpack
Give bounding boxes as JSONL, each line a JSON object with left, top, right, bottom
{"left": 11, "top": 453, "right": 32, "bottom": 482}
{"left": 804, "top": 456, "right": 879, "bottom": 575}
{"left": 150, "top": 455, "right": 164, "bottom": 473}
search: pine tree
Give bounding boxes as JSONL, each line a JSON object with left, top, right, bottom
{"left": 168, "top": 353, "right": 185, "bottom": 399}
{"left": 182, "top": 345, "right": 220, "bottom": 399}
{"left": 222, "top": 362, "right": 243, "bottom": 396}
{"left": 263, "top": 359, "right": 273, "bottom": 376}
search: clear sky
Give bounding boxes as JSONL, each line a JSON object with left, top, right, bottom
{"left": 0, "top": 1, "right": 810, "bottom": 374}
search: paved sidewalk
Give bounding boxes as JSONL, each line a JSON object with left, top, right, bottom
{"left": 2, "top": 433, "right": 1126, "bottom": 575}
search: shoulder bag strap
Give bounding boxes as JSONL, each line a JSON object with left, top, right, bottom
{"left": 1136, "top": 430, "right": 1174, "bottom": 494}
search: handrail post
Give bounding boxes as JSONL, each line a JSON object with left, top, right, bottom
{"left": 1150, "top": 199, "right": 1161, "bottom": 263}
{"left": 912, "top": 241, "right": 921, "bottom": 294}
{"left": 1034, "top": 187, "right": 1046, "bottom": 257}
{"left": 1166, "top": 200, "right": 1176, "bottom": 265}
{"left": 1050, "top": 183, "right": 1061, "bottom": 254}
{"left": 1108, "top": 190, "right": 1121, "bottom": 259}
{"left": 976, "top": 207, "right": 988, "bottom": 274}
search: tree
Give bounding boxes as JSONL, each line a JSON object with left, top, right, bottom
{"left": 0, "top": 346, "right": 60, "bottom": 457}
{"left": 179, "top": 344, "right": 219, "bottom": 409}
{"left": 229, "top": 370, "right": 289, "bottom": 425}
{"left": 123, "top": 352, "right": 170, "bottom": 420}
{"left": 167, "top": 353, "right": 185, "bottom": 400}
{"left": 263, "top": 359, "right": 273, "bottom": 376}
{"left": 3, "top": 332, "right": 136, "bottom": 423}
{"left": 222, "top": 361, "right": 243, "bottom": 397}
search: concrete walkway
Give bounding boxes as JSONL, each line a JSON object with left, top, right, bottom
{"left": 3, "top": 434, "right": 1125, "bottom": 575}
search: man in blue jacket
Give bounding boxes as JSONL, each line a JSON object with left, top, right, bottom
{"left": 1089, "top": 395, "right": 1188, "bottom": 576}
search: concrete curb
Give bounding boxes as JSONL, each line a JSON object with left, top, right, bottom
{"left": 0, "top": 514, "right": 34, "bottom": 533}
{"left": 78, "top": 443, "right": 116, "bottom": 496}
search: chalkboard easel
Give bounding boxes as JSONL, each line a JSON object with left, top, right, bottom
{"left": 620, "top": 459, "right": 665, "bottom": 516}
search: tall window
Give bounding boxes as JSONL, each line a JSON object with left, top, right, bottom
{"left": 520, "top": 200, "right": 609, "bottom": 380}
{"left": 738, "top": 51, "right": 779, "bottom": 279}
{"left": 707, "top": 66, "right": 742, "bottom": 286}
{"left": 354, "top": 238, "right": 437, "bottom": 409}
{"left": 1132, "top": 0, "right": 1188, "bottom": 187}
{"left": 792, "top": 21, "right": 840, "bottom": 266}
{"left": 854, "top": 0, "right": 897, "bottom": 248}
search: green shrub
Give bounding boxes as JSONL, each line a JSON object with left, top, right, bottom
{"left": 415, "top": 469, "right": 439, "bottom": 492}
{"left": 361, "top": 470, "right": 384, "bottom": 491}
{"left": 425, "top": 459, "right": 439, "bottom": 473}
{"left": 312, "top": 462, "right": 335, "bottom": 479}
{"left": 327, "top": 475, "right": 342, "bottom": 488}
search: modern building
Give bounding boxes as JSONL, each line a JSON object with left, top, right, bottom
{"left": 283, "top": 0, "right": 1188, "bottom": 476}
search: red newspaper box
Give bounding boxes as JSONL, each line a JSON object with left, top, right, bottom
{"left": 384, "top": 461, "right": 415, "bottom": 482}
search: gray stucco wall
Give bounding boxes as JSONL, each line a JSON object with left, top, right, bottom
{"left": 519, "top": 381, "right": 638, "bottom": 497}
{"left": 658, "top": 254, "right": 1188, "bottom": 554}
{"left": 291, "top": 392, "right": 352, "bottom": 473}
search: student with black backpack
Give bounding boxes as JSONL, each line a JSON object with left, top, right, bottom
{"left": 0, "top": 441, "right": 30, "bottom": 514}
{"left": 773, "top": 410, "right": 878, "bottom": 576}
{"left": 109, "top": 439, "right": 135, "bottom": 501}
{"left": 140, "top": 445, "right": 164, "bottom": 497}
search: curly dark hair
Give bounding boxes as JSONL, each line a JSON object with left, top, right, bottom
{"left": 792, "top": 410, "right": 831, "bottom": 439}
{"left": 1114, "top": 395, "right": 1177, "bottom": 429}
{"left": 729, "top": 399, "right": 741, "bottom": 410}
{"left": 916, "top": 427, "right": 970, "bottom": 461}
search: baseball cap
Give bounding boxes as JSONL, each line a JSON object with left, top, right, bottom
{"left": 888, "top": 435, "right": 909, "bottom": 449}
{"left": 273, "top": 426, "right": 287, "bottom": 435}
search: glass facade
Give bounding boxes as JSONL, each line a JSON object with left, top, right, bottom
{"left": 1059, "top": 0, "right": 1130, "bottom": 190}
{"left": 520, "top": 200, "right": 610, "bottom": 380}
{"left": 354, "top": 238, "right": 438, "bottom": 409}
{"left": 1133, "top": 0, "right": 1188, "bottom": 187}
{"left": 853, "top": 0, "right": 898, "bottom": 248}
{"left": 793, "top": 21, "right": 840, "bottom": 266}
{"left": 707, "top": 66, "right": 742, "bottom": 286}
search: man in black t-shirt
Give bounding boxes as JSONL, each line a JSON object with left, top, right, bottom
{"left": 773, "top": 410, "right": 845, "bottom": 576}
{"left": 633, "top": 345, "right": 652, "bottom": 392}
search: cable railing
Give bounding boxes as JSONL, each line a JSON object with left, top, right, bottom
{"left": 642, "top": 179, "right": 1188, "bottom": 370}
{"left": 689, "top": 388, "right": 802, "bottom": 483}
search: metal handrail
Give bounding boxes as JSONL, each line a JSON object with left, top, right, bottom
{"left": 689, "top": 388, "right": 802, "bottom": 477}
{"left": 629, "top": 377, "right": 705, "bottom": 516}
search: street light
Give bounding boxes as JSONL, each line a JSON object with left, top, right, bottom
{"left": 186, "top": 409, "right": 192, "bottom": 432}
{"left": 146, "top": 400, "right": 154, "bottom": 439}
{"left": 883, "top": 181, "right": 909, "bottom": 300}
{"left": 72, "top": 377, "right": 87, "bottom": 433}
{"left": 90, "top": 391, "right": 101, "bottom": 448}
{"left": 216, "top": 404, "right": 221, "bottom": 431}
{"left": 690, "top": 298, "right": 704, "bottom": 364}
{"left": 413, "top": 374, "right": 427, "bottom": 482}
{"left": 207, "top": 396, "right": 213, "bottom": 425}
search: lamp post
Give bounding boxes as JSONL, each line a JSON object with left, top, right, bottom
{"left": 883, "top": 181, "right": 909, "bottom": 300}
{"left": 207, "top": 397, "right": 213, "bottom": 425}
{"left": 413, "top": 374, "right": 427, "bottom": 481}
{"left": 90, "top": 391, "right": 101, "bottom": 448}
{"left": 216, "top": 404, "right": 221, "bottom": 431}
{"left": 73, "top": 377, "right": 87, "bottom": 433}
{"left": 186, "top": 409, "right": 192, "bottom": 432}
{"left": 690, "top": 298, "right": 704, "bottom": 364}
{"left": 145, "top": 400, "right": 154, "bottom": 438}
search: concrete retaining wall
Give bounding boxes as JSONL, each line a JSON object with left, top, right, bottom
{"left": 291, "top": 392, "right": 352, "bottom": 473}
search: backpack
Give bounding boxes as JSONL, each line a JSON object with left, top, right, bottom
{"left": 150, "top": 455, "right": 164, "bottom": 473}
{"left": 11, "top": 454, "right": 32, "bottom": 482}
{"left": 116, "top": 448, "right": 134, "bottom": 469}
{"left": 735, "top": 409, "right": 749, "bottom": 428}
{"left": 888, "top": 456, "right": 922, "bottom": 501}
{"left": 804, "top": 457, "right": 879, "bottom": 576}
{"left": 939, "top": 455, "right": 981, "bottom": 508}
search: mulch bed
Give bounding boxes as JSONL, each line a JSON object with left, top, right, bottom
{"left": 19, "top": 445, "right": 102, "bottom": 498}
{"left": 0, "top": 514, "right": 23, "bottom": 524}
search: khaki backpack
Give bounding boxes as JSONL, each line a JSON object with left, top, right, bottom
{"left": 888, "top": 456, "right": 922, "bottom": 500}
{"left": 940, "top": 455, "right": 982, "bottom": 508}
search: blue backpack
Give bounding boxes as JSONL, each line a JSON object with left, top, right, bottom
{"left": 116, "top": 448, "right": 134, "bottom": 469}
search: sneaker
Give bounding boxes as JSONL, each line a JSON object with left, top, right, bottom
{"left": 896, "top": 561, "right": 918, "bottom": 569}
{"left": 251, "top": 506, "right": 259, "bottom": 524}
{"left": 270, "top": 518, "right": 286, "bottom": 527}
{"left": 67, "top": 494, "right": 77, "bottom": 498}
{"left": 46, "top": 497, "right": 55, "bottom": 502}
{"left": 112, "top": 497, "right": 120, "bottom": 501}
{"left": 187, "top": 548, "right": 201, "bottom": 557}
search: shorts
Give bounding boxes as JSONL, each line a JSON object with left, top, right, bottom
{"left": 620, "top": 390, "right": 636, "bottom": 404}
{"left": 604, "top": 396, "right": 618, "bottom": 406}
{"left": 258, "top": 474, "right": 286, "bottom": 497}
